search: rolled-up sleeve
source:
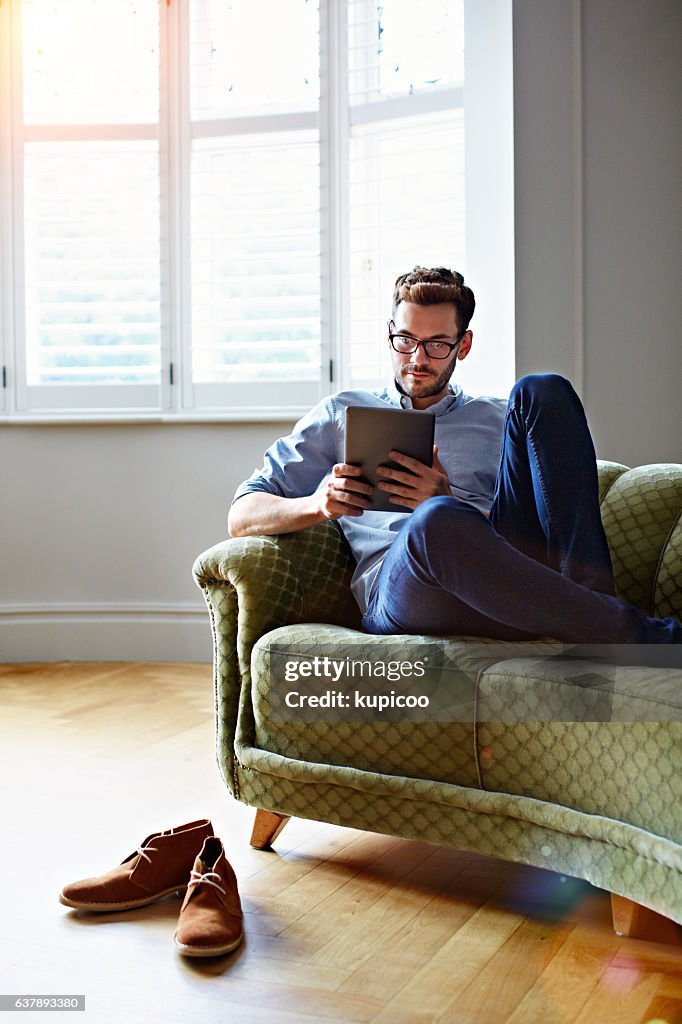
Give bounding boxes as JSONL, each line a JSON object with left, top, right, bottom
{"left": 232, "top": 396, "right": 342, "bottom": 505}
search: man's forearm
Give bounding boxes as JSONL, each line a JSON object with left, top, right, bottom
{"left": 228, "top": 491, "right": 324, "bottom": 537}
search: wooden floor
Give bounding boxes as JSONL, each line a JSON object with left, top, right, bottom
{"left": 1, "top": 662, "right": 681, "bottom": 1024}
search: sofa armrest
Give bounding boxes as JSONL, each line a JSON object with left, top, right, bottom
{"left": 597, "top": 459, "right": 629, "bottom": 504}
{"left": 192, "top": 521, "right": 360, "bottom": 796}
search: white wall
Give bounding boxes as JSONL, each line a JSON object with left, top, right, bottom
{"left": 0, "top": 423, "right": 281, "bottom": 662}
{"left": 2, "top": 0, "right": 680, "bottom": 661}
{"left": 513, "top": 0, "right": 682, "bottom": 465}
{"left": 581, "top": 0, "right": 681, "bottom": 465}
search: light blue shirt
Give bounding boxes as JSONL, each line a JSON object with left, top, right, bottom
{"left": 232, "top": 380, "right": 508, "bottom": 615}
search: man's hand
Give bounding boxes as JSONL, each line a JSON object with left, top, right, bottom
{"left": 318, "top": 463, "right": 374, "bottom": 520}
{"left": 376, "top": 446, "right": 450, "bottom": 510}
{"left": 228, "top": 466, "right": 373, "bottom": 537}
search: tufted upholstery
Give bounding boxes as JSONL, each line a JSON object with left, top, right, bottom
{"left": 193, "top": 461, "right": 682, "bottom": 925}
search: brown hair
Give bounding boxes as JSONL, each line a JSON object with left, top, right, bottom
{"left": 391, "top": 266, "right": 475, "bottom": 333}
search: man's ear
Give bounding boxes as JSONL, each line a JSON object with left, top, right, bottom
{"left": 457, "top": 330, "right": 473, "bottom": 360}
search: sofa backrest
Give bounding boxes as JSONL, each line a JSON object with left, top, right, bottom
{"left": 598, "top": 462, "right": 682, "bottom": 619}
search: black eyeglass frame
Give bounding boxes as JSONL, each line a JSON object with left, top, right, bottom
{"left": 387, "top": 320, "right": 467, "bottom": 360}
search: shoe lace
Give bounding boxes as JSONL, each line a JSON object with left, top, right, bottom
{"left": 135, "top": 844, "right": 157, "bottom": 864}
{"left": 188, "top": 869, "right": 226, "bottom": 896}
{"left": 135, "top": 825, "right": 176, "bottom": 864}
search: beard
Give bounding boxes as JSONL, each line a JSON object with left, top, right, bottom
{"left": 394, "top": 357, "right": 457, "bottom": 400}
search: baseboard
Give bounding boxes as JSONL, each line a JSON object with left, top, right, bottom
{"left": 0, "top": 602, "right": 213, "bottom": 663}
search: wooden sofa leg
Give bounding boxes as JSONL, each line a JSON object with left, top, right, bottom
{"left": 611, "top": 894, "right": 682, "bottom": 944}
{"left": 250, "top": 809, "right": 291, "bottom": 850}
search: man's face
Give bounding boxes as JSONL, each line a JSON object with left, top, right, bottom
{"left": 389, "top": 302, "right": 472, "bottom": 409}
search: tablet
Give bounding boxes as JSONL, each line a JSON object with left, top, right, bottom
{"left": 344, "top": 405, "right": 435, "bottom": 513}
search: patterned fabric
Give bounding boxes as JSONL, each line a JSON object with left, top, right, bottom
{"left": 193, "top": 460, "right": 682, "bottom": 924}
{"left": 600, "top": 464, "right": 682, "bottom": 617}
{"left": 655, "top": 514, "right": 682, "bottom": 619}
{"left": 250, "top": 630, "right": 578, "bottom": 788}
{"left": 193, "top": 525, "right": 358, "bottom": 789}
{"left": 475, "top": 656, "right": 682, "bottom": 723}
{"left": 475, "top": 719, "right": 682, "bottom": 844}
{"left": 251, "top": 625, "right": 481, "bottom": 788}
{"left": 596, "top": 460, "right": 629, "bottom": 503}
{"left": 235, "top": 745, "right": 682, "bottom": 924}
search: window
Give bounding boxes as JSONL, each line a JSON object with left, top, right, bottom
{"left": 0, "top": 0, "right": 513, "bottom": 419}
{"left": 347, "top": 0, "right": 466, "bottom": 390}
{"left": 5, "top": 0, "right": 162, "bottom": 413}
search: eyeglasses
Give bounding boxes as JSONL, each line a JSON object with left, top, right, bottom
{"left": 387, "top": 320, "right": 465, "bottom": 360}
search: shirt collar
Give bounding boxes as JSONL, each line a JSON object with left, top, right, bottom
{"left": 387, "top": 377, "right": 462, "bottom": 416}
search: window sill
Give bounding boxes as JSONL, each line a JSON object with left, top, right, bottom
{"left": 0, "top": 408, "right": 307, "bottom": 426}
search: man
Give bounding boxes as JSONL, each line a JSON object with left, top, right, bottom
{"left": 229, "top": 266, "right": 680, "bottom": 645}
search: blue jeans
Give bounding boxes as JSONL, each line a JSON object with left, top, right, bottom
{"left": 362, "top": 375, "right": 681, "bottom": 644}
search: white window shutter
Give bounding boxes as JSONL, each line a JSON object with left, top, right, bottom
{"left": 16, "top": 0, "right": 163, "bottom": 413}
{"left": 346, "top": 0, "right": 466, "bottom": 391}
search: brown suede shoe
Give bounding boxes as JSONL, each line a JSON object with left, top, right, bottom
{"left": 173, "top": 836, "right": 243, "bottom": 957}
{"left": 59, "top": 819, "right": 214, "bottom": 912}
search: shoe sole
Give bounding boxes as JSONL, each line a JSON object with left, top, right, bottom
{"left": 173, "top": 932, "right": 244, "bottom": 958}
{"left": 59, "top": 886, "right": 186, "bottom": 912}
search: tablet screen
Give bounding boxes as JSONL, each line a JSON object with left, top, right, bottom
{"left": 344, "top": 406, "right": 435, "bottom": 513}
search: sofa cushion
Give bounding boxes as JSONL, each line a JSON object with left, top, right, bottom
{"left": 476, "top": 654, "right": 682, "bottom": 723}
{"left": 250, "top": 627, "right": 606, "bottom": 787}
{"left": 250, "top": 625, "right": 514, "bottom": 788}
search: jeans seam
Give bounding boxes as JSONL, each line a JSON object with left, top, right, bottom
{"left": 490, "top": 406, "right": 514, "bottom": 521}
{"left": 526, "top": 429, "right": 569, "bottom": 576}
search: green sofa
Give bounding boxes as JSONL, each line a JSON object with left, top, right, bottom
{"left": 193, "top": 461, "right": 682, "bottom": 936}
